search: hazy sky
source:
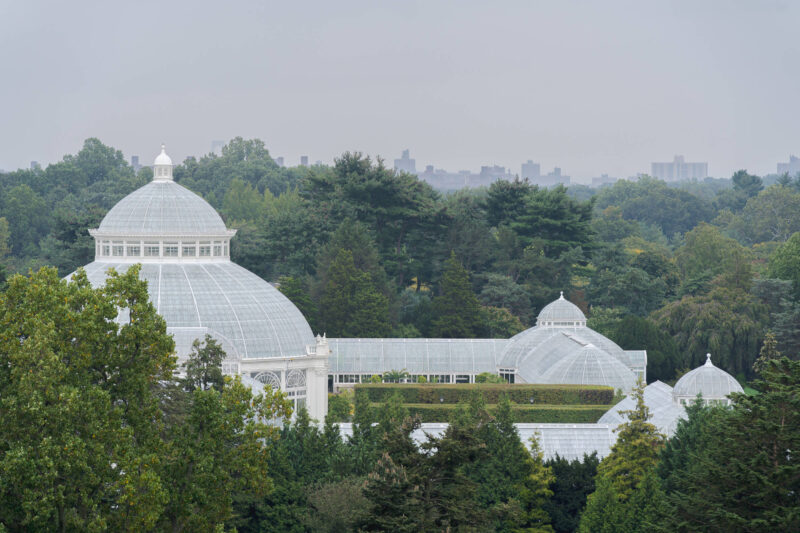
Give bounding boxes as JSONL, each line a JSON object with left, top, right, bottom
{"left": 2, "top": 0, "right": 798, "bottom": 181}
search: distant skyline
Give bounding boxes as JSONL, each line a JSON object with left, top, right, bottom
{"left": 1, "top": 1, "right": 798, "bottom": 180}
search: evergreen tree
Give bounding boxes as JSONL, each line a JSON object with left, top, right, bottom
{"left": 610, "top": 316, "right": 680, "bottom": 382}
{"left": 596, "top": 382, "right": 665, "bottom": 500}
{"left": 432, "top": 251, "right": 482, "bottom": 338}
{"left": 753, "top": 330, "right": 781, "bottom": 374}
{"left": 543, "top": 453, "right": 599, "bottom": 533}
{"left": 578, "top": 382, "right": 665, "bottom": 532}
{"left": 660, "top": 358, "right": 800, "bottom": 532}
{"left": 182, "top": 334, "right": 226, "bottom": 391}
{"left": 319, "top": 249, "right": 390, "bottom": 337}
{"left": 277, "top": 275, "right": 318, "bottom": 333}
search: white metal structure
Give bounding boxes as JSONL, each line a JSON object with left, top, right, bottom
{"left": 70, "top": 145, "right": 329, "bottom": 420}
{"left": 672, "top": 353, "right": 744, "bottom": 406}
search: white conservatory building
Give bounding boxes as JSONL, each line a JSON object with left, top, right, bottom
{"left": 70, "top": 145, "right": 329, "bottom": 420}
{"left": 329, "top": 293, "right": 645, "bottom": 393}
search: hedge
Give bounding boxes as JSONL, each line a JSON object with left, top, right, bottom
{"left": 367, "top": 403, "right": 609, "bottom": 424}
{"left": 354, "top": 383, "right": 614, "bottom": 406}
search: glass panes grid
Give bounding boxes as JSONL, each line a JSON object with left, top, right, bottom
{"left": 97, "top": 180, "right": 228, "bottom": 235}
{"left": 76, "top": 261, "right": 315, "bottom": 360}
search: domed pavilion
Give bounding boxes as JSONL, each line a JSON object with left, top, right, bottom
{"left": 496, "top": 293, "right": 643, "bottom": 391}
{"left": 672, "top": 353, "right": 744, "bottom": 406}
{"left": 72, "top": 145, "right": 329, "bottom": 420}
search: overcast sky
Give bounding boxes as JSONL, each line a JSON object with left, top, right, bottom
{"left": 1, "top": 1, "right": 798, "bottom": 181}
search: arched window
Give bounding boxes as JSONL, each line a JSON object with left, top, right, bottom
{"left": 254, "top": 371, "right": 281, "bottom": 390}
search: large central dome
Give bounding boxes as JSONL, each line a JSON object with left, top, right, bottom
{"left": 97, "top": 180, "right": 229, "bottom": 236}
{"left": 73, "top": 145, "right": 315, "bottom": 363}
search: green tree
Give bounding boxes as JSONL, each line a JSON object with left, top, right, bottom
{"left": 610, "top": 316, "right": 681, "bottom": 382}
{"left": 160, "top": 378, "right": 291, "bottom": 532}
{"left": 511, "top": 185, "right": 595, "bottom": 257}
{"left": 660, "top": 358, "right": 800, "bottom": 532}
{"left": 675, "top": 223, "right": 753, "bottom": 293}
{"left": 431, "top": 251, "right": 482, "bottom": 338}
{"left": 481, "top": 306, "right": 526, "bottom": 338}
{"left": 595, "top": 382, "right": 665, "bottom": 500}
{"left": 222, "top": 177, "right": 265, "bottom": 222}
{"left": 277, "top": 275, "right": 318, "bottom": 332}
{"left": 303, "top": 476, "right": 370, "bottom": 533}
{"left": 651, "top": 286, "right": 769, "bottom": 377}
{"left": 578, "top": 382, "right": 664, "bottom": 533}
{"left": 0, "top": 266, "right": 175, "bottom": 531}
{"left": 769, "top": 231, "right": 800, "bottom": 300}
{"left": 318, "top": 249, "right": 390, "bottom": 337}
{"left": 182, "top": 334, "right": 226, "bottom": 392}
{"left": 543, "top": 453, "right": 599, "bottom": 533}
{"left": 726, "top": 185, "right": 800, "bottom": 245}
{"left": 2, "top": 183, "right": 49, "bottom": 255}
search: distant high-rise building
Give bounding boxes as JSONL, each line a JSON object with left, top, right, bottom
{"left": 211, "top": 140, "right": 225, "bottom": 155}
{"left": 30, "top": 161, "right": 40, "bottom": 170}
{"left": 479, "top": 165, "right": 510, "bottom": 181}
{"left": 521, "top": 160, "right": 541, "bottom": 181}
{"left": 591, "top": 174, "right": 617, "bottom": 187}
{"left": 131, "top": 155, "right": 141, "bottom": 172}
{"left": 394, "top": 149, "right": 417, "bottom": 174}
{"left": 777, "top": 155, "right": 800, "bottom": 176}
{"left": 275, "top": 156, "right": 284, "bottom": 167}
{"left": 651, "top": 155, "right": 708, "bottom": 181}
{"left": 300, "top": 156, "right": 309, "bottom": 167}
{"left": 538, "top": 167, "right": 570, "bottom": 187}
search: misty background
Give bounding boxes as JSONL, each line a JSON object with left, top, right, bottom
{"left": 1, "top": 0, "right": 798, "bottom": 181}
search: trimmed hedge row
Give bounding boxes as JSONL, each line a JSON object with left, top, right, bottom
{"left": 376, "top": 403, "right": 609, "bottom": 424}
{"left": 355, "top": 383, "right": 614, "bottom": 406}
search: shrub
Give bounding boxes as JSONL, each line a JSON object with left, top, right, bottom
{"left": 355, "top": 383, "right": 614, "bottom": 406}
{"left": 366, "top": 403, "right": 609, "bottom": 423}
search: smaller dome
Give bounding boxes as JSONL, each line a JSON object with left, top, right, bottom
{"left": 154, "top": 144, "right": 172, "bottom": 166}
{"left": 537, "top": 292, "right": 586, "bottom": 326}
{"left": 673, "top": 354, "right": 743, "bottom": 402}
{"left": 537, "top": 342, "right": 638, "bottom": 392}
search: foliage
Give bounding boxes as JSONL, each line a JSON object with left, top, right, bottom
{"left": 475, "top": 371, "right": 506, "bottom": 384}
{"left": 595, "top": 381, "right": 665, "bottom": 500}
{"left": 651, "top": 286, "right": 769, "bottom": 377}
{"left": 610, "top": 315, "right": 681, "bottom": 383}
{"left": 543, "top": 453, "right": 599, "bottom": 533}
{"left": 355, "top": 383, "right": 615, "bottom": 405}
{"left": 0, "top": 266, "right": 174, "bottom": 531}
{"left": 277, "top": 275, "right": 318, "bottom": 332}
{"left": 182, "top": 334, "right": 226, "bottom": 391}
{"left": 318, "top": 249, "right": 390, "bottom": 337}
{"left": 769, "top": 231, "right": 800, "bottom": 300}
{"left": 431, "top": 251, "right": 483, "bottom": 337}
{"left": 327, "top": 392, "right": 354, "bottom": 422}
{"left": 578, "top": 382, "right": 665, "bottom": 532}
{"left": 400, "top": 403, "right": 611, "bottom": 424}
{"left": 480, "top": 305, "right": 526, "bottom": 338}
{"left": 658, "top": 358, "right": 800, "bottom": 532}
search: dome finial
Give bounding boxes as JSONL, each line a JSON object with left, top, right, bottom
{"left": 559, "top": 291, "right": 564, "bottom": 299}
{"left": 153, "top": 143, "right": 174, "bottom": 181}
{"left": 705, "top": 353, "right": 713, "bottom": 366}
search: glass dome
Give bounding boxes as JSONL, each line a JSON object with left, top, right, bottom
{"left": 598, "top": 381, "right": 685, "bottom": 436}
{"left": 672, "top": 354, "right": 743, "bottom": 403}
{"left": 71, "top": 144, "right": 315, "bottom": 363}
{"left": 536, "top": 292, "right": 587, "bottom": 326}
{"left": 77, "top": 261, "right": 314, "bottom": 360}
{"left": 499, "top": 294, "right": 630, "bottom": 371}
{"left": 530, "top": 339, "right": 638, "bottom": 392}
{"left": 96, "top": 180, "right": 229, "bottom": 236}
